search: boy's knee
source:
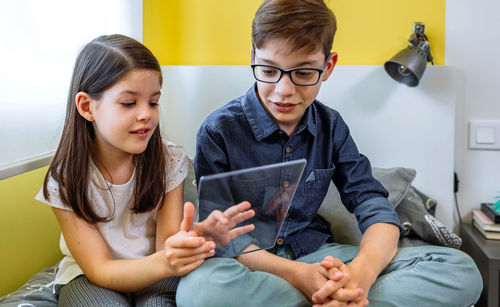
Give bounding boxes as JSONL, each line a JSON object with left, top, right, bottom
{"left": 176, "top": 258, "right": 246, "bottom": 307}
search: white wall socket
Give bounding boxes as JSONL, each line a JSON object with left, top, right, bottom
{"left": 469, "top": 120, "right": 500, "bottom": 150}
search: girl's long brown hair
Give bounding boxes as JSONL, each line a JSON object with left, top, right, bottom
{"left": 43, "top": 34, "right": 166, "bottom": 223}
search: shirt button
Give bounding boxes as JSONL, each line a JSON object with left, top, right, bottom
{"left": 278, "top": 130, "right": 283, "bottom": 135}
{"left": 276, "top": 238, "right": 284, "bottom": 245}
{"left": 285, "top": 212, "right": 290, "bottom": 218}
{"left": 282, "top": 181, "right": 289, "bottom": 188}
{"left": 285, "top": 146, "right": 291, "bottom": 153}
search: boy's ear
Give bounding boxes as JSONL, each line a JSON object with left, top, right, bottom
{"left": 75, "top": 92, "right": 94, "bottom": 122}
{"left": 250, "top": 47, "right": 255, "bottom": 63}
{"left": 322, "top": 52, "right": 338, "bottom": 81}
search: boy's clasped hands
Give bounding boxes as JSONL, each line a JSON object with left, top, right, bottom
{"left": 293, "top": 256, "right": 369, "bottom": 307}
{"left": 163, "top": 202, "right": 255, "bottom": 276}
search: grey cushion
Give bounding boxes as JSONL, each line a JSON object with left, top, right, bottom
{"left": 183, "top": 158, "right": 199, "bottom": 221}
{"left": 0, "top": 264, "right": 58, "bottom": 307}
{"left": 396, "top": 187, "right": 461, "bottom": 248}
{"left": 318, "top": 167, "right": 416, "bottom": 245}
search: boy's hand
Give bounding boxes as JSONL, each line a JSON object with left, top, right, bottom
{"left": 163, "top": 203, "right": 216, "bottom": 276}
{"left": 312, "top": 256, "right": 368, "bottom": 306}
{"left": 193, "top": 201, "right": 255, "bottom": 247}
{"left": 289, "top": 258, "right": 348, "bottom": 303}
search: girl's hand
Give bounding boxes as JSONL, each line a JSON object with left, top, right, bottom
{"left": 193, "top": 201, "right": 255, "bottom": 247}
{"left": 163, "top": 203, "right": 215, "bottom": 276}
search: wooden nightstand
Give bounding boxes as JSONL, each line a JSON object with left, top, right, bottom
{"left": 460, "top": 223, "right": 500, "bottom": 307}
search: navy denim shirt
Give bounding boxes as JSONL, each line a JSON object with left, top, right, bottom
{"left": 195, "top": 85, "right": 402, "bottom": 258}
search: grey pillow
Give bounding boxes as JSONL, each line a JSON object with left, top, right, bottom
{"left": 318, "top": 167, "right": 416, "bottom": 245}
{"left": 183, "top": 158, "right": 199, "bottom": 221}
{"left": 396, "top": 187, "right": 461, "bottom": 248}
{"left": 0, "top": 264, "right": 58, "bottom": 307}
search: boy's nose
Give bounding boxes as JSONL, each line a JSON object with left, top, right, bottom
{"left": 274, "top": 73, "right": 296, "bottom": 97}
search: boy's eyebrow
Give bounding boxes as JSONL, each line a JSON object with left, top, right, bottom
{"left": 258, "top": 57, "right": 318, "bottom": 67}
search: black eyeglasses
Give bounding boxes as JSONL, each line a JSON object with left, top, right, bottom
{"left": 251, "top": 53, "right": 331, "bottom": 86}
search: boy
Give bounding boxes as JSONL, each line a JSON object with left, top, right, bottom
{"left": 177, "top": 0, "right": 482, "bottom": 306}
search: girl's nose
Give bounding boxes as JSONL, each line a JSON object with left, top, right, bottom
{"left": 137, "top": 105, "right": 152, "bottom": 122}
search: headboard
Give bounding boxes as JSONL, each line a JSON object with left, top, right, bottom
{"left": 159, "top": 65, "right": 457, "bottom": 230}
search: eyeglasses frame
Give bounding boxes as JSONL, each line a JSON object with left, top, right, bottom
{"left": 251, "top": 53, "right": 331, "bottom": 86}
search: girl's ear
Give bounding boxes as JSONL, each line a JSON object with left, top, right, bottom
{"left": 75, "top": 92, "right": 94, "bottom": 122}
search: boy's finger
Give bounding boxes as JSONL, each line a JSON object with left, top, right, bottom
{"left": 330, "top": 287, "right": 364, "bottom": 303}
{"left": 311, "top": 279, "right": 344, "bottom": 304}
{"left": 181, "top": 202, "right": 195, "bottom": 232}
{"left": 206, "top": 210, "right": 228, "bottom": 226}
{"left": 320, "top": 256, "right": 344, "bottom": 270}
{"left": 227, "top": 224, "right": 255, "bottom": 239}
{"left": 228, "top": 209, "right": 255, "bottom": 226}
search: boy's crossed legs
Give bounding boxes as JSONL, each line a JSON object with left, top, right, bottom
{"left": 176, "top": 244, "right": 482, "bottom": 307}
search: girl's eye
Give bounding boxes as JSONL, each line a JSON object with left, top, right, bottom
{"left": 122, "top": 102, "right": 135, "bottom": 107}
{"left": 150, "top": 101, "right": 159, "bottom": 107}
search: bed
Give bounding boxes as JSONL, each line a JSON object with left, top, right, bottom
{"left": 0, "top": 65, "right": 460, "bottom": 305}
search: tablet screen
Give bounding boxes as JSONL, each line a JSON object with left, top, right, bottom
{"left": 197, "top": 159, "right": 306, "bottom": 257}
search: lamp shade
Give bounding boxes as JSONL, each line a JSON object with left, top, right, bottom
{"left": 384, "top": 44, "right": 428, "bottom": 87}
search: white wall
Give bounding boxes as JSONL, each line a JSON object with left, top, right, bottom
{"left": 446, "top": 0, "right": 500, "bottom": 224}
{"left": 0, "top": 0, "right": 143, "bottom": 179}
{"left": 160, "top": 65, "right": 458, "bottom": 230}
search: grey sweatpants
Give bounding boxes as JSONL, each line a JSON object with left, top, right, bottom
{"left": 58, "top": 275, "right": 179, "bottom": 307}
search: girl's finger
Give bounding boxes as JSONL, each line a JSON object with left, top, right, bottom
{"left": 169, "top": 250, "right": 214, "bottom": 270}
{"left": 167, "top": 234, "right": 205, "bottom": 248}
{"left": 166, "top": 241, "right": 215, "bottom": 259}
{"left": 180, "top": 202, "right": 195, "bottom": 232}
{"left": 176, "top": 259, "right": 205, "bottom": 276}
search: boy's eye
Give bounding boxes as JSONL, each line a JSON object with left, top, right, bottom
{"left": 122, "top": 102, "right": 135, "bottom": 107}
{"left": 294, "top": 70, "right": 314, "bottom": 78}
{"left": 263, "top": 69, "right": 277, "bottom": 75}
{"left": 150, "top": 101, "right": 159, "bottom": 107}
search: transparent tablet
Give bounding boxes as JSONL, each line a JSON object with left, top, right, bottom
{"left": 197, "top": 159, "right": 306, "bottom": 257}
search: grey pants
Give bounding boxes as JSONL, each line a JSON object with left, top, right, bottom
{"left": 58, "top": 275, "right": 179, "bottom": 307}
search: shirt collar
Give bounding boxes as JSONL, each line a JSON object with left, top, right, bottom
{"left": 241, "top": 83, "right": 317, "bottom": 141}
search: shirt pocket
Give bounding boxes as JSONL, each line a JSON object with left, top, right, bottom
{"left": 304, "top": 166, "right": 335, "bottom": 218}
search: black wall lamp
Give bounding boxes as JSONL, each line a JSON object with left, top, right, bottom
{"left": 384, "top": 22, "right": 434, "bottom": 87}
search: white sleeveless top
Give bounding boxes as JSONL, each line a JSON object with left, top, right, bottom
{"left": 35, "top": 140, "right": 189, "bottom": 289}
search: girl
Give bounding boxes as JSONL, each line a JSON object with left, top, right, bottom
{"left": 36, "top": 34, "right": 254, "bottom": 306}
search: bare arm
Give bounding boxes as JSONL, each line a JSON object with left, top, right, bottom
{"left": 236, "top": 245, "right": 359, "bottom": 302}
{"left": 53, "top": 183, "right": 212, "bottom": 292}
{"left": 53, "top": 207, "right": 183, "bottom": 292}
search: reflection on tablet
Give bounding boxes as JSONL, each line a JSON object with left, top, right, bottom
{"left": 197, "top": 159, "right": 306, "bottom": 257}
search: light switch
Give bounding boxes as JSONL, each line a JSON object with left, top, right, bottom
{"left": 469, "top": 120, "right": 500, "bottom": 150}
{"left": 476, "top": 127, "right": 495, "bottom": 144}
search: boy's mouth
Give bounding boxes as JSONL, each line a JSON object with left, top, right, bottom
{"left": 273, "top": 102, "right": 297, "bottom": 113}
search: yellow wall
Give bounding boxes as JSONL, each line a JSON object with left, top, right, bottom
{"left": 144, "top": 0, "right": 445, "bottom": 65}
{"left": 0, "top": 167, "right": 62, "bottom": 296}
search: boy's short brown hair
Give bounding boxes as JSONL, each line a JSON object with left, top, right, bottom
{"left": 252, "top": 0, "right": 337, "bottom": 58}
